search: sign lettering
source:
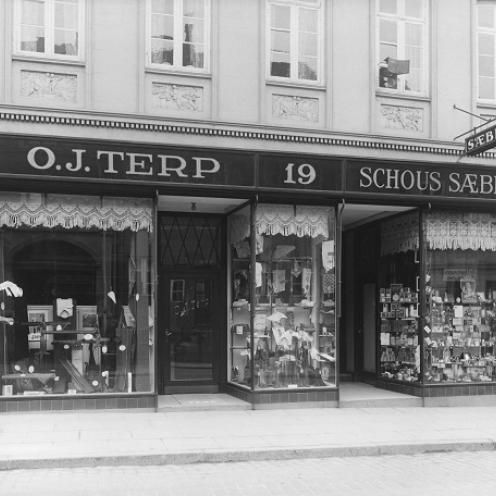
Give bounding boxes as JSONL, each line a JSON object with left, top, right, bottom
{"left": 465, "top": 124, "right": 496, "bottom": 156}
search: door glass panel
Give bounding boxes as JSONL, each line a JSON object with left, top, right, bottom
{"left": 169, "top": 277, "right": 214, "bottom": 381}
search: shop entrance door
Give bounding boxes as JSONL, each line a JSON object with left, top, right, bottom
{"left": 160, "top": 271, "right": 220, "bottom": 390}
{"left": 157, "top": 212, "right": 225, "bottom": 394}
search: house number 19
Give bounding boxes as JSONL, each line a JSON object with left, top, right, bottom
{"left": 284, "top": 163, "right": 317, "bottom": 185}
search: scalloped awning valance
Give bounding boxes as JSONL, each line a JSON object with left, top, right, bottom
{"left": 0, "top": 193, "right": 153, "bottom": 232}
{"left": 256, "top": 204, "right": 332, "bottom": 239}
{"left": 381, "top": 211, "right": 419, "bottom": 255}
{"left": 426, "top": 211, "right": 496, "bottom": 251}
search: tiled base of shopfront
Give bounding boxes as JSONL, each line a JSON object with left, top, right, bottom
{"left": 4, "top": 384, "right": 496, "bottom": 412}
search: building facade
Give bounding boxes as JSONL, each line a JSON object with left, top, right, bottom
{"left": 1, "top": 0, "right": 496, "bottom": 412}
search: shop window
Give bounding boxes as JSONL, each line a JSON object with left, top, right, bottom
{"left": 477, "top": 1, "right": 496, "bottom": 101}
{"left": 147, "top": 0, "right": 210, "bottom": 71}
{"left": 13, "top": 0, "right": 85, "bottom": 60}
{"left": 0, "top": 193, "right": 154, "bottom": 397}
{"left": 228, "top": 203, "right": 336, "bottom": 390}
{"left": 378, "top": 212, "right": 420, "bottom": 383}
{"left": 423, "top": 211, "right": 496, "bottom": 384}
{"left": 377, "top": 0, "right": 428, "bottom": 94}
{"left": 267, "top": 0, "right": 323, "bottom": 83}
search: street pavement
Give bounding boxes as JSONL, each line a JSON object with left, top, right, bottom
{"left": 1, "top": 451, "right": 496, "bottom": 496}
{"left": 2, "top": 403, "right": 496, "bottom": 469}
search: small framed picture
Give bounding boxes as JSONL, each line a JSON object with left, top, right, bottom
{"left": 27, "top": 305, "right": 53, "bottom": 351}
{"left": 76, "top": 305, "right": 98, "bottom": 333}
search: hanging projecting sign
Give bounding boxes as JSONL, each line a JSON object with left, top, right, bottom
{"left": 465, "top": 124, "right": 496, "bottom": 156}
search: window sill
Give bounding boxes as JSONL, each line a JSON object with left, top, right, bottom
{"left": 266, "top": 79, "right": 326, "bottom": 91}
{"left": 145, "top": 66, "right": 212, "bottom": 79}
{"left": 12, "top": 54, "right": 86, "bottom": 68}
{"left": 476, "top": 101, "right": 496, "bottom": 111}
{"left": 375, "top": 88, "right": 431, "bottom": 102}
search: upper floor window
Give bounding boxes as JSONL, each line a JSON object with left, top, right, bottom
{"left": 14, "top": 0, "right": 84, "bottom": 60}
{"left": 477, "top": 1, "right": 496, "bottom": 101}
{"left": 267, "top": 0, "right": 323, "bottom": 83}
{"left": 377, "top": 0, "right": 428, "bottom": 94}
{"left": 148, "top": 0, "right": 210, "bottom": 71}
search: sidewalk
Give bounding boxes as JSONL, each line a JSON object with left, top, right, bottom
{"left": 2, "top": 396, "right": 496, "bottom": 470}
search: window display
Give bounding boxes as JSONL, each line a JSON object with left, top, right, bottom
{"left": 228, "top": 203, "right": 336, "bottom": 390}
{"left": 423, "top": 211, "right": 496, "bottom": 384}
{"left": 0, "top": 193, "right": 154, "bottom": 397}
{"left": 378, "top": 212, "right": 420, "bottom": 382}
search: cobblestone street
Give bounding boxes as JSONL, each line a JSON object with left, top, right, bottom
{"left": 2, "top": 451, "right": 496, "bottom": 496}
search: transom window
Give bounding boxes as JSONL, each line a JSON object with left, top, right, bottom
{"left": 148, "top": 0, "right": 210, "bottom": 71}
{"left": 477, "top": 1, "right": 496, "bottom": 101}
{"left": 14, "top": 0, "right": 84, "bottom": 59}
{"left": 377, "top": 0, "right": 428, "bottom": 94}
{"left": 267, "top": 0, "right": 323, "bottom": 83}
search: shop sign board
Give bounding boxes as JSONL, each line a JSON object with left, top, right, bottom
{"left": 0, "top": 135, "right": 343, "bottom": 192}
{"left": 465, "top": 124, "right": 496, "bottom": 156}
{"left": 0, "top": 135, "right": 255, "bottom": 187}
{"left": 258, "top": 155, "right": 343, "bottom": 192}
{"left": 347, "top": 160, "right": 496, "bottom": 199}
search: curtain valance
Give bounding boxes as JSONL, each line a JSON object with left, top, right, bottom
{"left": 381, "top": 211, "right": 419, "bottom": 255}
{"left": 426, "top": 211, "right": 496, "bottom": 251}
{"left": 0, "top": 193, "right": 153, "bottom": 232}
{"left": 256, "top": 204, "right": 331, "bottom": 239}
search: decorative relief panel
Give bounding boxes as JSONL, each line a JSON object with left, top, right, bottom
{"left": 380, "top": 104, "right": 423, "bottom": 133}
{"left": 272, "top": 94, "right": 319, "bottom": 123}
{"left": 20, "top": 71, "right": 78, "bottom": 103}
{"left": 152, "top": 83, "right": 203, "bottom": 112}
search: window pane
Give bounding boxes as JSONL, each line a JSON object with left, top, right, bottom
{"left": 479, "top": 33, "right": 495, "bottom": 56}
{"left": 479, "top": 76, "right": 495, "bottom": 99}
{"left": 271, "top": 52, "right": 290, "bottom": 77}
{"left": 54, "top": 29, "right": 78, "bottom": 55}
{"left": 405, "top": 0, "right": 423, "bottom": 19}
{"left": 184, "top": 0, "right": 205, "bottom": 18}
{"left": 298, "top": 58, "right": 317, "bottom": 80}
{"left": 480, "top": 55, "right": 495, "bottom": 77}
{"left": 54, "top": 1, "right": 78, "bottom": 30}
{"left": 21, "top": 0, "right": 45, "bottom": 26}
{"left": 20, "top": 26, "right": 45, "bottom": 52}
{"left": 380, "top": 19, "right": 397, "bottom": 43}
{"left": 299, "top": 32, "right": 317, "bottom": 58}
{"left": 478, "top": 4, "right": 495, "bottom": 29}
{"left": 379, "top": 0, "right": 397, "bottom": 14}
{"left": 152, "top": 0, "right": 173, "bottom": 14}
{"left": 271, "top": 4, "right": 290, "bottom": 29}
{"left": 183, "top": 19, "right": 204, "bottom": 43}
{"left": 380, "top": 43, "right": 397, "bottom": 61}
{"left": 405, "top": 22, "right": 422, "bottom": 46}
{"left": 404, "top": 68, "right": 419, "bottom": 91}
{"left": 183, "top": 43, "right": 204, "bottom": 68}
{"left": 299, "top": 8, "right": 318, "bottom": 33}
{"left": 271, "top": 30, "right": 290, "bottom": 53}
{"left": 151, "top": 38, "right": 174, "bottom": 64}
{"left": 152, "top": 14, "right": 174, "bottom": 40}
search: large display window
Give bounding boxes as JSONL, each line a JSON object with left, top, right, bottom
{"left": 423, "top": 211, "right": 496, "bottom": 384}
{"left": 228, "top": 202, "right": 336, "bottom": 390}
{"left": 0, "top": 193, "right": 154, "bottom": 397}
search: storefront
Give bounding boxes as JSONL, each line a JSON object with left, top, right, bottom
{"left": 1, "top": 133, "right": 496, "bottom": 411}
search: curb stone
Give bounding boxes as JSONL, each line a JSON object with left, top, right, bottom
{"left": 1, "top": 440, "right": 496, "bottom": 471}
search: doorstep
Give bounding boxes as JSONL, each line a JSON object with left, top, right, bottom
{"left": 157, "top": 393, "right": 251, "bottom": 412}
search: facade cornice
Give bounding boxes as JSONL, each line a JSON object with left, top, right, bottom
{"left": 0, "top": 107, "right": 487, "bottom": 159}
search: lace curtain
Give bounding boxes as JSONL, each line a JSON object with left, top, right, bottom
{"left": 0, "top": 192, "right": 153, "bottom": 232}
{"left": 381, "top": 211, "right": 419, "bottom": 255}
{"left": 256, "top": 204, "right": 332, "bottom": 239}
{"left": 426, "top": 211, "right": 496, "bottom": 251}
